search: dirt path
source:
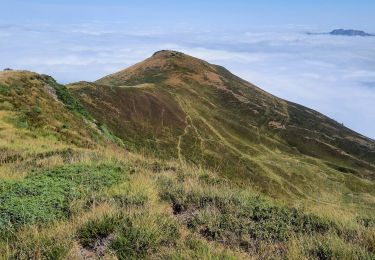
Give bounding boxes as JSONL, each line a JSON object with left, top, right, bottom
{"left": 177, "top": 115, "right": 191, "bottom": 163}
{"left": 175, "top": 97, "right": 206, "bottom": 163}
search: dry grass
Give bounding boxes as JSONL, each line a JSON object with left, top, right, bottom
{"left": 0, "top": 138, "right": 374, "bottom": 259}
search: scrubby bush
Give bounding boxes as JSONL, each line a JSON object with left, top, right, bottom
{"left": 111, "top": 213, "right": 179, "bottom": 259}
{"left": 0, "top": 83, "right": 9, "bottom": 95}
{"left": 357, "top": 216, "right": 375, "bottom": 228}
{"left": 78, "top": 214, "right": 121, "bottom": 249}
{"left": 0, "top": 163, "right": 126, "bottom": 235}
{"left": 42, "top": 75, "right": 91, "bottom": 119}
{"left": 158, "top": 173, "right": 336, "bottom": 252}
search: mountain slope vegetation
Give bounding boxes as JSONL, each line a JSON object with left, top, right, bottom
{"left": 70, "top": 51, "right": 375, "bottom": 203}
{"left": 0, "top": 52, "right": 374, "bottom": 259}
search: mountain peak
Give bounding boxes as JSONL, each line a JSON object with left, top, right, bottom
{"left": 95, "top": 50, "right": 215, "bottom": 86}
{"left": 148, "top": 49, "right": 204, "bottom": 66}
{"left": 152, "top": 50, "right": 185, "bottom": 58}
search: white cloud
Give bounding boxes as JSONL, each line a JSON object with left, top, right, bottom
{"left": 0, "top": 23, "right": 374, "bottom": 138}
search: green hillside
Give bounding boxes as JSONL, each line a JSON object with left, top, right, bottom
{"left": 0, "top": 52, "right": 374, "bottom": 259}
{"left": 70, "top": 51, "right": 375, "bottom": 204}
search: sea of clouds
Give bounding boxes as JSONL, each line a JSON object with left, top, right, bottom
{"left": 1, "top": 23, "right": 374, "bottom": 138}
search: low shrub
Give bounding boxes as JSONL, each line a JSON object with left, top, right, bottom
{"left": 111, "top": 213, "right": 179, "bottom": 259}
{"left": 0, "top": 163, "right": 126, "bottom": 235}
{"left": 308, "top": 235, "right": 374, "bottom": 260}
{"left": 78, "top": 214, "right": 121, "bottom": 249}
{"left": 158, "top": 175, "right": 336, "bottom": 249}
{"left": 42, "top": 75, "right": 91, "bottom": 119}
{"left": 0, "top": 83, "right": 9, "bottom": 95}
{"left": 357, "top": 216, "right": 375, "bottom": 228}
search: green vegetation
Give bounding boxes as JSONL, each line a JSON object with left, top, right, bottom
{"left": 78, "top": 214, "right": 120, "bottom": 249}
{"left": 97, "top": 123, "right": 125, "bottom": 147}
{"left": 110, "top": 213, "right": 179, "bottom": 258}
{"left": 0, "top": 55, "right": 374, "bottom": 259}
{"left": 0, "top": 71, "right": 107, "bottom": 147}
{"left": 0, "top": 163, "right": 126, "bottom": 235}
{"left": 1, "top": 144, "right": 374, "bottom": 258}
{"left": 157, "top": 171, "right": 375, "bottom": 259}
{"left": 160, "top": 180, "right": 335, "bottom": 242}
{"left": 71, "top": 50, "right": 375, "bottom": 207}
{"left": 0, "top": 83, "right": 9, "bottom": 95}
{"left": 42, "top": 75, "right": 92, "bottom": 119}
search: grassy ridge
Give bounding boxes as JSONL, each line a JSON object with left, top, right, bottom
{"left": 70, "top": 58, "right": 375, "bottom": 211}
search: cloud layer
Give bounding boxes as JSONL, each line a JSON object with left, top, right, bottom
{"left": 1, "top": 23, "right": 374, "bottom": 138}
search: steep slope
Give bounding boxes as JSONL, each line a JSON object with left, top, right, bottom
{"left": 0, "top": 70, "right": 124, "bottom": 178}
{"left": 69, "top": 50, "right": 375, "bottom": 205}
{"left": 0, "top": 70, "right": 101, "bottom": 148}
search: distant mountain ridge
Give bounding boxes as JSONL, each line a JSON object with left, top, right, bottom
{"left": 329, "top": 29, "right": 373, "bottom": 36}
{"left": 306, "top": 28, "right": 374, "bottom": 36}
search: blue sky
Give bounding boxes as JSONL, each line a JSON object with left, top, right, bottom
{"left": 1, "top": 0, "right": 375, "bottom": 138}
{"left": 2, "top": 0, "right": 375, "bottom": 30}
